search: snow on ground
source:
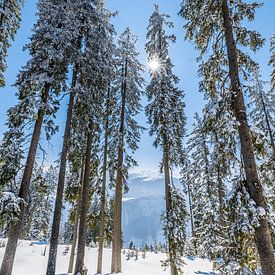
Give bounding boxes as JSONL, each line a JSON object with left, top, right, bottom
{"left": 0, "top": 240, "right": 215, "bottom": 275}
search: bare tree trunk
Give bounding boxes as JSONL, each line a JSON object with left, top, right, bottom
{"left": 46, "top": 63, "right": 79, "bottom": 275}
{"left": 0, "top": 84, "right": 50, "bottom": 275}
{"left": 221, "top": 1, "right": 275, "bottom": 273}
{"left": 111, "top": 63, "right": 127, "bottom": 274}
{"left": 186, "top": 179, "right": 197, "bottom": 254}
{"left": 97, "top": 88, "right": 110, "bottom": 274}
{"left": 111, "top": 139, "right": 124, "bottom": 274}
{"left": 68, "top": 163, "right": 85, "bottom": 274}
{"left": 67, "top": 197, "right": 79, "bottom": 274}
{"left": 163, "top": 152, "right": 178, "bottom": 275}
{"left": 186, "top": 180, "right": 195, "bottom": 238}
{"left": 74, "top": 124, "right": 93, "bottom": 275}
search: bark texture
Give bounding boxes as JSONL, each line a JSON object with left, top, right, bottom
{"left": 97, "top": 90, "right": 110, "bottom": 274}
{"left": 221, "top": 1, "right": 275, "bottom": 274}
{"left": 68, "top": 164, "right": 84, "bottom": 274}
{"left": 111, "top": 63, "right": 127, "bottom": 274}
{"left": 0, "top": 84, "right": 50, "bottom": 275}
{"left": 46, "top": 64, "right": 78, "bottom": 275}
{"left": 163, "top": 152, "right": 178, "bottom": 275}
{"left": 74, "top": 125, "right": 93, "bottom": 275}
{"left": 186, "top": 180, "right": 195, "bottom": 238}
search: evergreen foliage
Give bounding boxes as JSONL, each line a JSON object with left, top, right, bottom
{"left": 146, "top": 5, "right": 186, "bottom": 274}
{"left": 0, "top": 1, "right": 274, "bottom": 275}
{"left": 0, "top": 0, "right": 24, "bottom": 86}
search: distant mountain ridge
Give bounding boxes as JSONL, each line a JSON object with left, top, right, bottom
{"left": 122, "top": 173, "right": 182, "bottom": 247}
{"left": 124, "top": 173, "right": 181, "bottom": 199}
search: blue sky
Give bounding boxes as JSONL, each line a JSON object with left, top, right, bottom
{"left": 0, "top": 0, "right": 274, "bottom": 176}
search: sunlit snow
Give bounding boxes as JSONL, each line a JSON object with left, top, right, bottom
{"left": 0, "top": 240, "right": 215, "bottom": 275}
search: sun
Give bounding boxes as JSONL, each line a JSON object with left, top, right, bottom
{"left": 148, "top": 55, "right": 161, "bottom": 74}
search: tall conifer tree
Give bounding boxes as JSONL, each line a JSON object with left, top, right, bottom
{"left": 46, "top": 1, "right": 98, "bottom": 273}
{"left": 145, "top": 5, "right": 186, "bottom": 275}
{"left": 111, "top": 28, "right": 144, "bottom": 273}
{"left": 0, "top": 1, "right": 70, "bottom": 273}
{"left": 0, "top": 0, "right": 24, "bottom": 86}
{"left": 180, "top": 1, "right": 275, "bottom": 273}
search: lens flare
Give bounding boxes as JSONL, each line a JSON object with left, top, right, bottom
{"left": 148, "top": 56, "right": 161, "bottom": 74}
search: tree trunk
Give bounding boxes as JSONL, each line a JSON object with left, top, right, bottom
{"left": 186, "top": 180, "right": 195, "bottom": 238}
{"left": 67, "top": 197, "right": 79, "bottom": 274}
{"left": 97, "top": 88, "right": 110, "bottom": 274}
{"left": 46, "top": 63, "right": 78, "bottom": 275}
{"left": 74, "top": 124, "right": 94, "bottom": 275}
{"left": 217, "top": 164, "right": 225, "bottom": 225}
{"left": 163, "top": 152, "right": 178, "bottom": 275}
{"left": 0, "top": 84, "right": 50, "bottom": 275}
{"left": 68, "top": 163, "right": 85, "bottom": 274}
{"left": 221, "top": 1, "right": 275, "bottom": 274}
{"left": 111, "top": 62, "right": 127, "bottom": 274}
{"left": 186, "top": 179, "right": 197, "bottom": 254}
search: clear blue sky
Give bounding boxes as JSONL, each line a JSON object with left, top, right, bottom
{"left": 0, "top": 0, "right": 274, "bottom": 176}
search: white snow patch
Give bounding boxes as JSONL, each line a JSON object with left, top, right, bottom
{"left": 122, "top": 197, "right": 135, "bottom": 202}
{"left": 0, "top": 240, "right": 215, "bottom": 275}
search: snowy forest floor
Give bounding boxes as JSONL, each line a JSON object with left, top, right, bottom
{"left": 0, "top": 240, "right": 215, "bottom": 275}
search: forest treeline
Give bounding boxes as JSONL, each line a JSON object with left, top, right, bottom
{"left": 0, "top": 1, "right": 274, "bottom": 275}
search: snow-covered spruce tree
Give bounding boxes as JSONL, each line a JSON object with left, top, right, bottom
{"left": 161, "top": 186, "right": 188, "bottom": 272}
{"left": 203, "top": 94, "right": 239, "bottom": 226}
{"left": 186, "top": 113, "right": 224, "bottom": 260}
{"left": 0, "top": 0, "right": 24, "bottom": 87}
{"left": 97, "top": 83, "right": 117, "bottom": 274}
{"left": 0, "top": 122, "right": 24, "bottom": 194}
{"left": 73, "top": 97, "right": 101, "bottom": 274}
{"left": 220, "top": 178, "right": 262, "bottom": 274}
{"left": 65, "top": 114, "right": 87, "bottom": 274}
{"left": 73, "top": 5, "right": 117, "bottom": 272}
{"left": 0, "top": 127, "right": 24, "bottom": 231}
{"left": 111, "top": 28, "right": 144, "bottom": 273}
{"left": 67, "top": 4, "right": 116, "bottom": 275}
{"left": 145, "top": 5, "right": 186, "bottom": 275}
{"left": 203, "top": 88, "right": 266, "bottom": 272}
{"left": 265, "top": 34, "right": 275, "bottom": 215}
{"left": 105, "top": 195, "right": 115, "bottom": 247}
{"left": 247, "top": 69, "right": 275, "bottom": 213}
{"left": 0, "top": 0, "right": 70, "bottom": 273}
{"left": 22, "top": 164, "right": 57, "bottom": 241}
{"left": 90, "top": 2, "right": 118, "bottom": 273}
{"left": 180, "top": 159, "right": 195, "bottom": 249}
{"left": 180, "top": 1, "right": 275, "bottom": 273}
{"left": 181, "top": 160, "right": 200, "bottom": 256}
{"left": 46, "top": 1, "right": 99, "bottom": 274}
{"left": 86, "top": 192, "right": 101, "bottom": 246}
{"left": 248, "top": 69, "right": 274, "bottom": 158}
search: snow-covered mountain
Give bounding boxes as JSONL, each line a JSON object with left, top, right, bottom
{"left": 124, "top": 172, "right": 181, "bottom": 199}
{"left": 122, "top": 196, "right": 165, "bottom": 247}
{"left": 122, "top": 173, "right": 182, "bottom": 247}
{"left": 61, "top": 173, "right": 183, "bottom": 248}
